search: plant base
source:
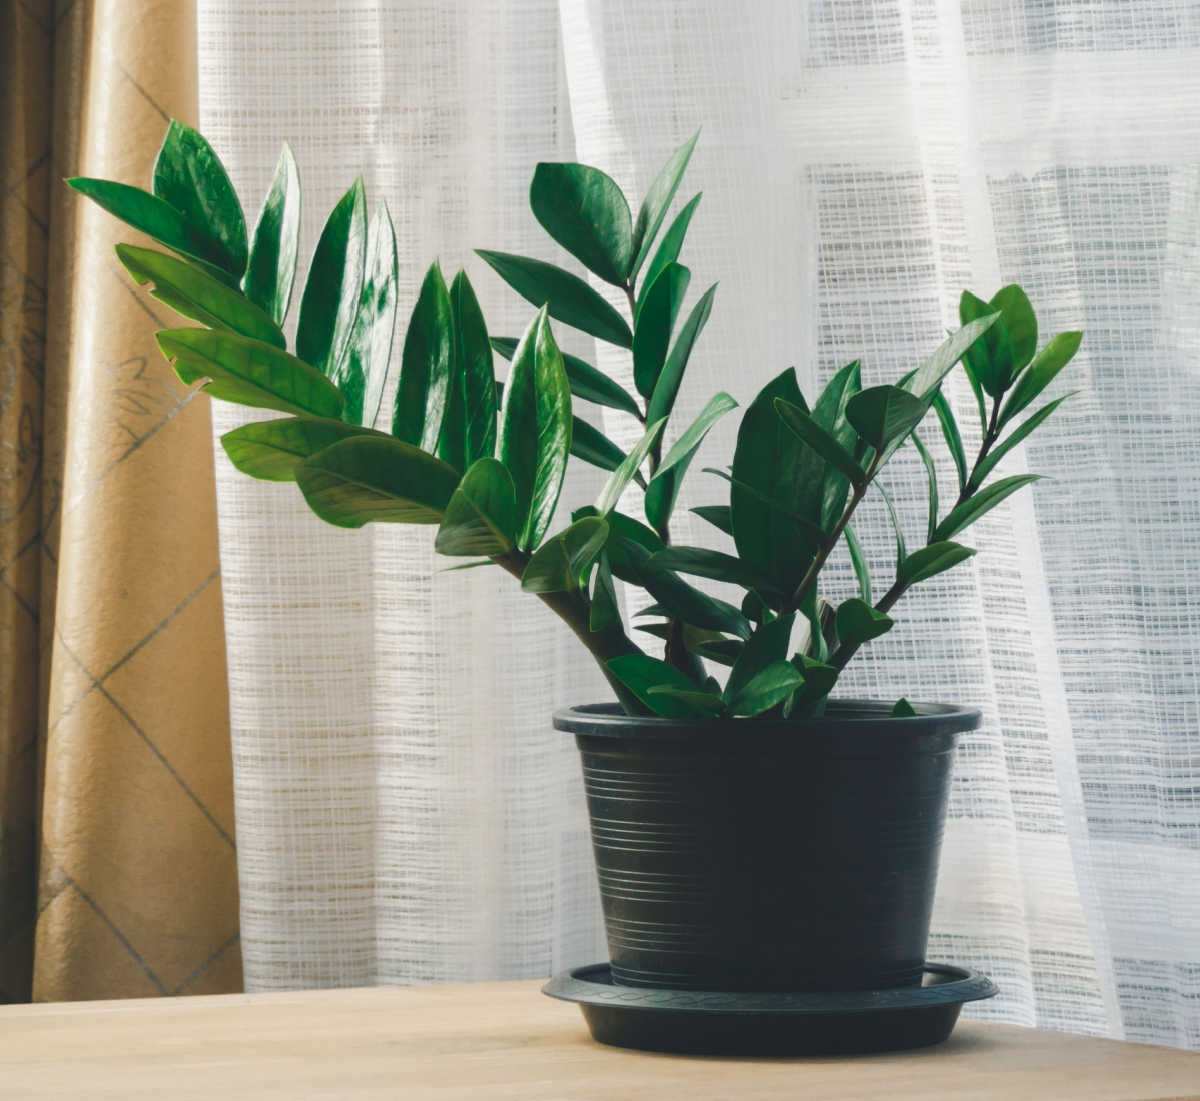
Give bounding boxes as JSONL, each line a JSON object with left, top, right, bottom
{"left": 543, "top": 962, "right": 996, "bottom": 1056}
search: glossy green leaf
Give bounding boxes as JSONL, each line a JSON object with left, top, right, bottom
{"left": 646, "top": 283, "right": 718, "bottom": 425}
{"left": 991, "top": 285, "right": 1038, "bottom": 374}
{"left": 891, "top": 697, "right": 917, "bottom": 718}
{"left": 648, "top": 686, "right": 728, "bottom": 717}
{"left": 706, "top": 467, "right": 825, "bottom": 544}
{"left": 632, "top": 263, "right": 690, "bottom": 399}
{"left": 774, "top": 397, "right": 867, "bottom": 491}
{"left": 835, "top": 597, "right": 894, "bottom": 650}
{"left": 645, "top": 391, "right": 737, "bottom": 533}
{"left": 876, "top": 481, "right": 907, "bottom": 569}
{"left": 498, "top": 306, "right": 572, "bottom": 549}
{"left": 243, "top": 142, "right": 300, "bottom": 325}
{"left": 297, "top": 178, "right": 367, "bottom": 386}
{"left": 911, "top": 432, "right": 939, "bottom": 544}
{"left": 530, "top": 163, "right": 632, "bottom": 286}
{"left": 596, "top": 419, "right": 665, "bottom": 515}
{"left": 606, "top": 654, "right": 711, "bottom": 720}
{"left": 932, "top": 389, "right": 968, "bottom": 492}
{"left": 811, "top": 361, "right": 863, "bottom": 529}
{"left": 520, "top": 516, "right": 609, "bottom": 593}
{"left": 296, "top": 436, "right": 460, "bottom": 528}
{"left": 448, "top": 270, "right": 498, "bottom": 468}
{"left": 116, "top": 245, "right": 284, "bottom": 347}
{"left": 648, "top": 547, "right": 773, "bottom": 592}
{"left": 907, "top": 312, "right": 1002, "bottom": 404}
{"left": 629, "top": 543, "right": 751, "bottom": 639}
{"left": 844, "top": 523, "right": 871, "bottom": 604}
{"left": 392, "top": 262, "right": 453, "bottom": 450}
{"left": 846, "top": 385, "right": 927, "bottom": 452}
{"left": 960, "top": 291, "right": 1013, "bottom": 399}
{"left": 785, "top": 655, "right": 841, "bottom": 719}
{"left": 67, "top": 178, "right": 236, "bottom": 281}
{"left": 975, "top": 393, "right": 1074, "bottom": 487}
{"left": 220, "top": 416, "right": 378, "bottom": 482}
{"left": 434, "top": 458, "right": 518, "bottom": 557}
{"left": 476, "top": 250, "right": 632, "bottom": 348}
{"left": 691, "top": 504, "right": 732, "bottom": 536}
{"left": 152, "top": 119, "right": 247, "bottom": 277}
{"left": 589, "top": 553, "right": 621, "bottom": 633}
{"left": 897, "top": 540, "right": 977, "bottom": 587}
{"left": 577, "top": 506, "right": 664, "bottom": 584}
{"left": 629, "top": 130, "right": 699, "bottom": 281}
{"left": 932, "top": 473, "right": 1040, "bottom": 542}
{"left": 352, "top": 202, "right": 400, "bottom": 429}
{"left": 999, "top": 331, "right": 1083, "bottom": 428}
{"left": 490, "top": 337, "right": 639, "bottom": 418}
{"left": 571, "top": 417, "right": 626, "bottom": 473}
{"left": 636, "top": 193, "right": 701, "bottom": 318}
{"left": 156, "top": 328, "right": 343, "bottom": 417}
{"left": 726, "top": 660, "right": 804, "bottom": 718}
{"left": 724, "top": 612, "right": 795, "bottom": 704}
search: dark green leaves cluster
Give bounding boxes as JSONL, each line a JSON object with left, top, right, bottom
{"left": 74, "top": 119, "right": 1082, "bottom": 724}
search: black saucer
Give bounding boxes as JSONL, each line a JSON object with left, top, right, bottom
{"left": 543, "top": 962, "right": 996, "bottom": 1056}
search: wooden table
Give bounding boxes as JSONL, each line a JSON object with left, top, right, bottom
{"left": 0, "top": 980, "right": 1195, "bottom": 1099}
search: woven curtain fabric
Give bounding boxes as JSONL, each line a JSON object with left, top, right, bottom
{"left": 0, "top": 0, "right": 241, "bottom": 1001}
{"left": 199, "top": 0, "right": 1199, "bottom": 1047}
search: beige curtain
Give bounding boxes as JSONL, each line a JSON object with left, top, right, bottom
{"left": 0, "top": 0, "right": 241, "bottom": 1001}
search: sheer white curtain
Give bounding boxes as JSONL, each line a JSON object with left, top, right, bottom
{"left": 198, "top": 0, "right": 1200, "bottom": 1048}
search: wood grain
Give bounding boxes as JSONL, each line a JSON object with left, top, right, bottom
{"left": 0, "top": 980, "right": 1195, "bottom": 1099}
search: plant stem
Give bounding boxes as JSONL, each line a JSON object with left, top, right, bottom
{"left": 957, "top": 396, "right": 1003, "bottom": 504}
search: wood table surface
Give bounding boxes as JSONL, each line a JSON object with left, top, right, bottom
{"left": 0, "top": 979, "right": 1195, "bottom": 1099}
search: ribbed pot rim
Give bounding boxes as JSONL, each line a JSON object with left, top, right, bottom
{"left": 554, "top": 698, "right": 981, "bottom": 741}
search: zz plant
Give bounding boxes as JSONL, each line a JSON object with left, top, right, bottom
{"left": 70, "top": 121, "right": 1082, "bottom": 721}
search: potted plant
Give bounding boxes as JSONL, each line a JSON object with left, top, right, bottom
{"left": 70, "top": 122, "right": 1081, "bottom": 1056}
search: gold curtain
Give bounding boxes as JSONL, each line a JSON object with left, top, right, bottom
{"left": 0, "top": 0, "right": 241, "bottom": 1001}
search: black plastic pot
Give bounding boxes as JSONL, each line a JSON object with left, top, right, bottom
{"left": 555, "top": 699, "right": 980, "bottom": 994}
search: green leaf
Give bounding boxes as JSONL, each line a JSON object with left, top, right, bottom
{"left": 589, "top": 553, "right": 621, "bottom": 633}
{"left": 447, "top": 271, "right": 498, "bottom": 468}
{"left": 908, "top": 312, "right": 1002, "bottom": 404}
{"left": 932, "top": 389, "right": 968, "bottom": 492}
{"left": 724, "top": 612, "right": 795, "bottom": 704}
{"left": 352, "top": 202, "right": 400, "bottom": 429}
{"left": 156, "top": 328, "right": 344, "bottom": 417}
{"left": 691, "top": 504, "right": 732, "bottom": 536}
{"left": 243, "top": 142, "right": 300, "bottom": 325}
{"left": 596, "top": 419, "right": 666, "bottom": 515}
{"left": 911, "top": 432, "right": 939, "bottom": 544}
{"left": 490, "top": 337, "right": 639, "bottom": 418}
{"left": 648, "top": 547, "right": 774, "bottom": 592}
{"left": 152, "top": 119, "right": 247, "bottom": 278}
{"left": 592, "top": 510, "right": 664, "bottom": 583}
{"left": 706, "top": 467, "right": 826, "bottom": 544}
{"left": 606, "top": 654, "right": 712, "bottom": 719}
{"left": 629, "top": 130, "right": 699, "bottom": 282}
{"left": 847, "top": 385, "right": 928, "bottom": 453}
{"left": 932, "top": 473, "right": 1040, "bottom": 542}
{"left": 648, "top": 686, "right": 728, "bottom": 717}
{"left": 843, "top": 524, "right": 871, "bottom": 604}
{"left": 296, "top": 435, "right": 461, "bottom": 528}
{"left": 692, "top": 637, "right": 744, "bottom": 667}
{"left": 645, "top": 391, "right": 737, "bottom": 533}
{"left": 785, "top": 655, "right": 841, "bottom": 719}
{"left": 991, "top": 285, "right": 1038, "bottom": 374}
{"left": 897, "top": 540, "right": 977, "bottom": 587}
{"left": 392, "top": 262, "right": 453, "bottom": 450}
{"left": 220, "top": 416, "right": 378, "bottom": 481}
{"left": 835, "top": 597, "right": 894, "bottom": 650}
{"left": 730, "top": 369, "right": 823, "bottom": 595}
{"left": 811, "top": 361, "right": 863, "bottom": 529}
{"left": 646, "top": 283, "right": 718, "bottom": 425}
{"left": 434, "top": 458, "right": 518, "bottom": 557}
{"left": 297, "top": 178, "right": 367, "bottom": 387}
{"left": 476, "top": 250, "right": 632, "bottom": 348}
{"left": 636, "top": 193, "right": 702, "bottom": 318}
{"left": 498, "top": 306, "right": 572, "bottom": 549}
{"left": 632, "top": 263, "right": 691, "bottom": 399}
{"left": 876, "top": 481, "right": 907, "bottom": 569}
{"left": 440, "top": 559, "right": 495, "bottom": 573}
{"left": 571, "top": 417, "right": 626, "bottom": 473}
{"left": 116, "top": 245, "right": 284, "bottom": 347}
{"left": 999, "top": 331, "right": 1083, "bottom": 428}
{"left": 774, "top": 397, "right": 867, "bottom": 490}
{"left": 975, "top": 393, "right": 1074, "bottom": 487}
{"left": 530, "top": 163, "right": 632, "bottom": 286}
{"left": 891, "top": 697, "right": 917, "bottom": 718}
{"left": 67, "top": 178, "right": 236, "bottom": 281}
{"left": 629, "top": 544, "right": 751, "bottom": 639}
{"left": 960, "top": 291, "right": 1012, "bottom": 399}
{"left": 726, "top": 660, "right": 804, "bottom": 718}
{"left": 521, "top": 516, "right": 609, "bottom": 593}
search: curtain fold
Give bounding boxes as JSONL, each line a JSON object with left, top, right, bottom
{"left": 0, "top": 0, "right": 241, "bottom": 1001}
{"left": 198, "top": 0, "right": 1198, "bottom": 1049}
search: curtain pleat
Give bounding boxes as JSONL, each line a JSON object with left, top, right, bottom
{"left": 0, "top": 0, "right": 241, "bottom": 1002}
